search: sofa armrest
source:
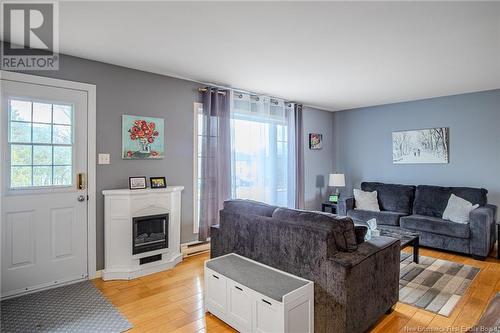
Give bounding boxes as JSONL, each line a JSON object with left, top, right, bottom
{"left": 325, "top": 236, "right": 400, "bottom": 332}
{"left": 338, "top": 197, "right": 354, "bottom": 216}
{"left": 209, "top": 224, "right": 222, "bottom": 258}
{"left": 329, "top": 236, "right": 399, "bottom": 267}
{"left": 469, "top": 205, "right": 497, "bottom": 258}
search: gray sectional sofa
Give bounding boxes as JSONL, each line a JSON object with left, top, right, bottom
{"left": 210, "top": 199, "right": 401, "bottom": 333}
{"left": 339, "top": 182, "right": 498, "bottom": 259}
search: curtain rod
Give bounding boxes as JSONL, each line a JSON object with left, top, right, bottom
{"left": 197, "top": 87, "right": 295, "bottom": 106}
{"left": 197, "top": 87, "right": 226, "bottom": 95}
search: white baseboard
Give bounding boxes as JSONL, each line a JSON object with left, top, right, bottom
{"left": 94, "top": 270, "right": 103, "bottom": 279}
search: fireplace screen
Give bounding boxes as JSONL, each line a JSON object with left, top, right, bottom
{"left": 132, "top": 213, "right": 168, "bottom": 254}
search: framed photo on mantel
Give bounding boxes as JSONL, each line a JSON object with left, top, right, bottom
{"left": 150, "top": 177, "right": 167, "bottom": 189}
{"left": 129, "top": 176, "right": 147, "bottom": 190}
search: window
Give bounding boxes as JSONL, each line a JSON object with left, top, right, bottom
{"left": 193, "top": 102, "right": 203, "bottom": 233}
{"left": 193, "top": 94, "right": 296, "bottom": 233}
{"left": 231, "top": 94, "right": 295, "bottom": 207}
{"left": 8, "top": 99, "right": 73, "bottom": 189}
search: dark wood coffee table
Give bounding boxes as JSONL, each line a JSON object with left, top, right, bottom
{"left": 378, "top": 225, "right": 420, "bottom": 264}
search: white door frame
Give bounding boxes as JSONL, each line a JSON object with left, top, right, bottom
{"left": 0, "top": 70, "right": 97, "bottom": 280}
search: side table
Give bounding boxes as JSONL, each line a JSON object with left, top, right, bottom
{"left": 321, "top": 202, "right": 337, "bottom": 214}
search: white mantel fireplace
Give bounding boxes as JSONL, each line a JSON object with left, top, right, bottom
{"left": 102, "top": 186, "right": 184, "bottom": 280}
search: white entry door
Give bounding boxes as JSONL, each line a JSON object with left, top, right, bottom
{"left": 1, "top": 77, "right": 89, "bottom": 298}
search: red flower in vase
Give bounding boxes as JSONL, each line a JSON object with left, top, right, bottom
{"left": 128, "top": 120, "right": 159, "bottom": 142}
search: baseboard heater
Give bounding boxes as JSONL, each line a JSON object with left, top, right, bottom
{"left": 181, "top": 240, "right": 210, "bottom": 258}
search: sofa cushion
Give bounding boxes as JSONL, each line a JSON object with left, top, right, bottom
{"left": 442, "top": 194, "right": 479, "bottom": 223}
{"left": 272, "top": 208, "right": 358, "bottom": 252}
{"left": 361, "top": 182, "right": 416, "bottom": 214}
{"left": 353, "top": 189, "right": 380, "bottom": 211}
{"left": 413, "top": 185, "right": 488, "bottom": 218}
{"left": 400, "top": 214, "right": 470, "bottom": 239}
{"left": 347, "top": 209, "right": 407, "bottom": 226}
{"left": 223, "top": 199, "right": 278, "bottom": 217}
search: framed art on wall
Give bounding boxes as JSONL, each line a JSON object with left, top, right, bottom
{"left": 392, "top": 127, "right": 449, "bottom": 164}
{"left": 309, "top": 133, "right": 323, "bottom": 150}
{"left": 122, "top": 115, "right": 164, "bottom": 159}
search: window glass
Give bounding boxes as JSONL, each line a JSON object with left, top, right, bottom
{"left": 8, "top": 99, "right": 74, "bottom": 189}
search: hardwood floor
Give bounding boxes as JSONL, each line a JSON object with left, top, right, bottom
{"left": 93, "top": 245, "right": 500, "bottom": 333}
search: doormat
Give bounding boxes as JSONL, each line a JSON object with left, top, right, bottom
{"left": 1, "top": 281, "right": 132, "bottom": 332}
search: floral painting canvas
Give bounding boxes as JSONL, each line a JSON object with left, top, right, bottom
{"left": 309, "top": 133, "right": 323, "bottom": 150}
{"left": 122, "top": 115, "right": 164, "bottom": 159}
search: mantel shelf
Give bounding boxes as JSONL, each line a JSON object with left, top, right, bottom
{"left": 102, "top": 186, "right": 184, "bottom": 196}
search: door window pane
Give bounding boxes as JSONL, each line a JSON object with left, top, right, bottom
{"left": 7, "top": 99, "right": 74, "bottom": 189}
{"left": 53, "top": 104, "right": 72, "bottom": 124}
{"left": 53, "top": 125, "right": 72, "bottom": 144}
{"left": 11, "top": 166, "right": 32, "bottom": 188}
{"left": 10, "top": 122, "right": 31, "bottom": 143}
{"left": 33, "top": 103, "right": 52, "bottom": 123}
{"left": 11, "top": 144, "right": 32, "bottom": 165}
{"left": 33, "top": 123, "right": 52, "bottom": 143}
{"left": 33, "top": 166, "right": 52, "bottom": 186}
{"left": 54, "top": 146, "right": 72, "bottom": 165}
{"left": 53, "top": 166, "right": 72, "bottom": 186}
{"left": 33, "top": 145, "right": 53, "bottom": 165}
{"left": 10, "top": 100, "right": 31, "bottom": 121}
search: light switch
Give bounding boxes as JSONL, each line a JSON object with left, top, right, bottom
{"left": 98, "top": 153, "right": 110, "bottom": 165}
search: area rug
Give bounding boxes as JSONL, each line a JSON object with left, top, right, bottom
{"left": 399, "top": 255, "right": 480, "bottom": 317}
{"left": 1, "top": 281, "right": 132, "bottom": 333}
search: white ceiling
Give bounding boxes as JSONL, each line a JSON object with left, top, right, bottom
{"left": 37, "top": 2, "right": 500, "bottom": 110}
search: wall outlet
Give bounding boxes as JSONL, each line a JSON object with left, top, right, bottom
{"left": 98, "top": 153, "right": 110, "bottom": 165}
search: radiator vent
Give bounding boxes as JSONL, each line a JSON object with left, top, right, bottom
{"left": 139, "top": 254, "right": 162, "bottom": 265}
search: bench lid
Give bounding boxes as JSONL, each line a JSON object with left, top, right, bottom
{"left": 206, "top": 254, "right": 309, "bottom": 302}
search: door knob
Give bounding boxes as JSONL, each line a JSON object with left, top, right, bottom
{"left": 77, "top": 195, "right": 86, "bottom": 202}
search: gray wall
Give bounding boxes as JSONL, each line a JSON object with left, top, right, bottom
{"left": 21, "top": 54, "right": 203, "bottom": 269}
{"left": 333, "top": 89, "right": 500, "bottom": 208}
{"left": 303, "top": 106, "right": 335, "bottom": 210}
{"left": 18, "top": 52, "right": 332, "bottom": 270}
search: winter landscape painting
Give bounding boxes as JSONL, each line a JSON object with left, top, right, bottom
{"left": 392, "top": 128, "right": 449, "bottom": 164}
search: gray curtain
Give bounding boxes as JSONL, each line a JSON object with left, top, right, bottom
{"left": 198, "top": 88, "right": 231, "bottom": 241}
{"left": 294, "top": 104, "right": 305, "bottom": 209}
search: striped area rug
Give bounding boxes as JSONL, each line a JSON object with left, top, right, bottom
{"left": 399, "top": 255, "right": 480, "bottom": 317}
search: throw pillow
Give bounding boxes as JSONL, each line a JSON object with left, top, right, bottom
{"left": 354, "top": 189, "right": 380, "bottom": 212}
{"left": 442, "top": 194, "right": 479, "bottom": 223}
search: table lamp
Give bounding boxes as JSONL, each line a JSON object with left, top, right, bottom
{"left": 328, "top": 173, "right": 345, "bottom": 203}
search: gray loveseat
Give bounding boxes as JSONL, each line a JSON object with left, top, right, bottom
{"left": 210, "top": 199, "right": 401, "bottom": 333}
{"left": 340, "top": 182, "right": 497, "bottom": 259}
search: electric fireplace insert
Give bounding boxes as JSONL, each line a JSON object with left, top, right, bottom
{"left": 132, "top": 213, "right": 168, "bottom": 255}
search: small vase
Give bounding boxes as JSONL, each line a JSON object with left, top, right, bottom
{"left": 138, "top": 139, "right": 151, "bottom": 153}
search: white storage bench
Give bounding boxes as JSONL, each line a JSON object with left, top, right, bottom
{"left": 204, "top": 253, "right": 314, "bottom": 333}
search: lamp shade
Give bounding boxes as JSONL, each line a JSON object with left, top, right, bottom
{"left": 329, "top": 174, "right": 345, "bottom": 187}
